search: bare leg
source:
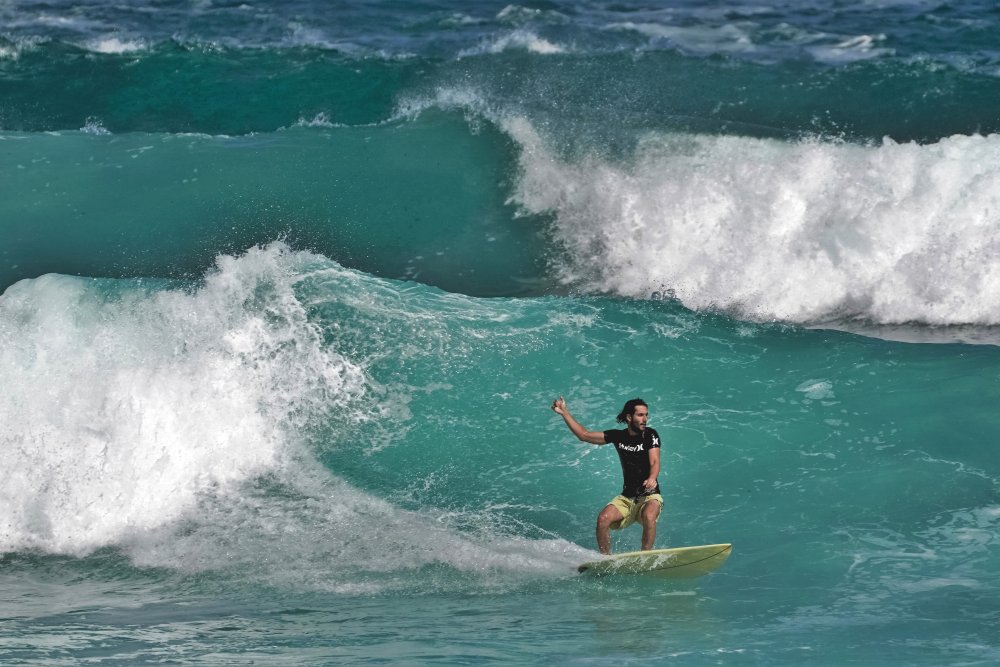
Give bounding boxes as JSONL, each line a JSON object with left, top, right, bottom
{"left": 640, "top": 500, "right": 662, "bottom": 551}
{"left": 596, "top": 505, "right": 625, "bottom": 555}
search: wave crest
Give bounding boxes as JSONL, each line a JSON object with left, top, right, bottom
{"left": 506, "top": 120, "right": 1000, "bottom": 326}
{"left": 0, "top": 243, "right": 366, "bottom": 555}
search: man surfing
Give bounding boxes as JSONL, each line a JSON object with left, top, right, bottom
{"left": 551, "top": 396, "right": 662, "bottom": 555}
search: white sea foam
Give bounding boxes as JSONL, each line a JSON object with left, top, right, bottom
{"left": 796, "top": 380, "right": 835, "bottom": 401}
{"left": 0, "top": 35, "right": 45, "bottom": 61}
{"left": 608, "top": 21, "right": 756, "bottom": 55}
{"left": 497, "top": 5, "right": 544, "bottom": 22}
{"left": 608, "top": 20, "right": 894, "bottom": 63}
{"left": 496, "top": 5, "right": 567, "bottom": 25}
{"left": 80, "top": 117, "right": 111, "bottom": 135}
{"left": 85, "top": 36, "right": 147, "bottom": 54}
{"left": 807, "top": 34, "right": 893, "bottom": 64}
{"left": 440, "top": 12, "right": 486, "bottom": 27}
{"left": 0, "top": 244, "right": 365, "bottom": 555}
{"left": 293, "top": 112, "right": 339, "bottom": 128}
{"left": 459, "top": 29, "right": 565, "bottom": 57}
{"left": 393, "top": 86, "right": 498, "bottom": 125}
{"left": 504, "top": 118, "right": 1000, "bottom": 326}
{"left": 27, "top": 13, "right": 106, "bottom": 32}
{"left": 284, "top": 22, "right": 361, "bottom": 53}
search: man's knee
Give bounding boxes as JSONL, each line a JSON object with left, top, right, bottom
{"left": 597, "top": 506, "right": 623, "bottom": 529}
{"left": 641, "top": 502, "right": 662, "bottom": 525}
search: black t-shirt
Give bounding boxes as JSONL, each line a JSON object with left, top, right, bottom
{"left": 602, "top": 427, "right": 661, "bottom": 498}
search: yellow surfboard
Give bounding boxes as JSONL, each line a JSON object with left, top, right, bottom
{"left": 577, "top": 543, "right": 733, "bottom": 577}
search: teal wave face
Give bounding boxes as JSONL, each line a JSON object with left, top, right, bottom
{"left": 304, "top": 260, "right": 999, "bottom": 552}
{"left": 0, "top": 112, "right": 548, "bottom": 296}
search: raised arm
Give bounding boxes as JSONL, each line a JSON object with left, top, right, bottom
{"left": 551, "top": 396, "right": 606, "bottom": 445}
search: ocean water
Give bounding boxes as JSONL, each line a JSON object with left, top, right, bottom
{"left": 2, "top": 1, "right": 1000, "bottom": 664}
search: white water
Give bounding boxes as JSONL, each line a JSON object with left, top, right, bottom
{"left": 124, "top": 465, "right": 589, "bottom": 592}
{"left": 0, "top": 244, "right": 365, "bottom": 555}
{"left": 507, "top": 119, "right": 1000, "bottom": 326}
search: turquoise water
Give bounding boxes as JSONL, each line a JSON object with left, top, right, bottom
{"left": 3, "top": 2, "right": 1000, "bottom": 664}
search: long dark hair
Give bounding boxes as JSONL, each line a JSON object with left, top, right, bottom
{"left": 616, "top": 398, "right": 647, "bottom": 424}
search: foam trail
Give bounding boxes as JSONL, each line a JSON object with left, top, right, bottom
{"left": 0, "top": 244, "right": 364, "bottom": 555}
{"left": 506, "top": 119, "right": 1000, "bottom": 326}
{"left": 124, "top": 467, "right": 591, "bottom": 592}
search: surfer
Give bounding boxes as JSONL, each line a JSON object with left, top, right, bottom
{"left": 551, "top": 396, "right": 662, "bottom": 555}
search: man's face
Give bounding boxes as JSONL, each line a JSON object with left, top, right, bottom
{"left": 627, "top": 405, "right": 649, "bottom": 432}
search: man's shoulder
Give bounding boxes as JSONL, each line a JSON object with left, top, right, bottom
{"left": 602, "top": 428, "right": 628, "bottom": 442}
{"left": 645, "top": 428, "right": 662, "bottom": 447}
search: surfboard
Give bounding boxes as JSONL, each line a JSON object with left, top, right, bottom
{"left": 577, "top": 543, "right": 733, "bottom": 577}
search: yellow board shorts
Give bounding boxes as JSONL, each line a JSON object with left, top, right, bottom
{"left": 607, "top": 494, "right": 663, "bottom": 530}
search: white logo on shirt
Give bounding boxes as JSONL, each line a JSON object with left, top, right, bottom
{"left": 615, "top": 432, "right": 658, "bottom": 453}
